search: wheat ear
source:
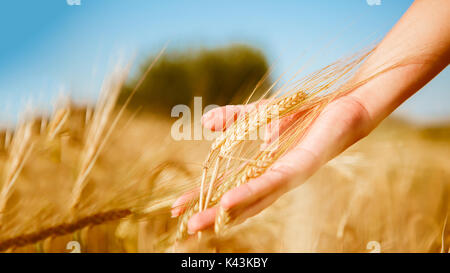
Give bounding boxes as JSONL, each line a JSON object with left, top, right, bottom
{"left": 0, "top": 122, "right": 35, "bottom": 222}
{"left": 176, "top": 49, "right": 375, "bottom": 239}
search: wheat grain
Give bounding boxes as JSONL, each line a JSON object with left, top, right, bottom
{"left": 176, "top": 49, "right": 374, "bottom": 239}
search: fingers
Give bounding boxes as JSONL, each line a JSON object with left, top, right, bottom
{"left": 202, "top": 101, "right": 267, "bottom": 131}
{"left": 202, "top": 105, "right": 243, "bottom": 131}
{"left": 187, "top": 206, "right": 217, "bottom": 234}
{"left": 230, "top": 184, "right": 287, "bottom": 225}
{"left": 202, "top": 101, "right": 305, "bottom": 152}
{"left": 221, "top": 146, "right": 319, "bottom": 211}
{"left": 187, "top": 146, "right": 319, "bottom": 233}
{"left": 187, "top": 96, "right": 373, "bottom": 233}
{"left": 186, "top": 96, "right": 370, "bottom": 232}
{"left": 171, "top": 189, "right": 199, "bottom": 217}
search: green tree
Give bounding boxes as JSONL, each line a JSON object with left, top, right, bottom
{"left": 119, "top": 44, "right": 270, "bottom": 115}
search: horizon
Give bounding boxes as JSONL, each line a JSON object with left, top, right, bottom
{"left": 0, "top": 0, "right": 448, "bottom": 126}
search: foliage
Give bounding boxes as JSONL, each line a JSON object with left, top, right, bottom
{"left": 119, "top": 45, "right": 270, "bottom": 115}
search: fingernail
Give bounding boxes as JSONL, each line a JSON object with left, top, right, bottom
{"left": 171, "top": 208, "right": 179, "bottom": 218}
{"left": 171, "top": 197, "right": 184, "bottom": 209}
{"left": 202, "top": 111, "right": 214, "bottom": 123}
{"left": 172, "top": 205, "right": 186, "bottom": 217}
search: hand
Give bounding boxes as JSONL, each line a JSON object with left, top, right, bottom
{"left": 172, "top": 95, "right": 373, "bottom": 233}
{"left": 171, "top": 0, "right": 450, "bottom": 235}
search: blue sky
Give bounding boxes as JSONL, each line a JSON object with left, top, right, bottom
{"left": 0, "top": 0, "right": 448, "bottom": 125}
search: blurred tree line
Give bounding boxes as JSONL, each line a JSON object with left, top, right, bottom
{"left": 119, "top": 44, "right": 271, "bottom": 115}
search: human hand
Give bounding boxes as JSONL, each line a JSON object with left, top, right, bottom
{"left": 172, "top": 95, "right": 372, "bottom": 234}
{"left": 171, "top": 0, "right": 450, "bottom": 235}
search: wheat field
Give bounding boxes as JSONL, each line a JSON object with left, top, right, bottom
{"left": 0, "top": 56, "right": 448, "bottom": 253}
{"left": 0, "top": 100, "right": 448, "bottom": 253}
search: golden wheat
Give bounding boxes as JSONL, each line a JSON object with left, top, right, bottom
{"left": 0, "top": 45, "right": 448, "bottom": 253}
{"left": 176, "top": 49, "right": 376, "bottom": 239}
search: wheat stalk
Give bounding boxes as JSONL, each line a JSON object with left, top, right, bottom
{"left": 70, "top": 46, "right": 167, "bottom": 210}
{"left": 176, "top": 49, "right": 375, "bottom": 239}
{"left": 0, "top": 121, "right": 35, "bottom": 223}
{"left": 0, "top": 154, "right": 193, "bottom": 252}
{"left": 0, "top": 208, "right": 132, "bottom": 251}
{"left": 0, "top": 48, "right": 171, "bottom": 252}
{"left": 70, "top": 67, "right": 129, "bottom": 210}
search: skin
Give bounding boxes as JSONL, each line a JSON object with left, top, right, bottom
{"left": 172, "top": 0, "right": 450, "bottom": 234}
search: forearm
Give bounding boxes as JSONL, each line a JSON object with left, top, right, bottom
{"left": 183, "top": 0, "right": 450, "bottom": 232}
{"left": 295, "top": 0, "right": 450, "bottom": 166}
{"left": 350, "top": 0, "right": 450, "bottom": 127}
